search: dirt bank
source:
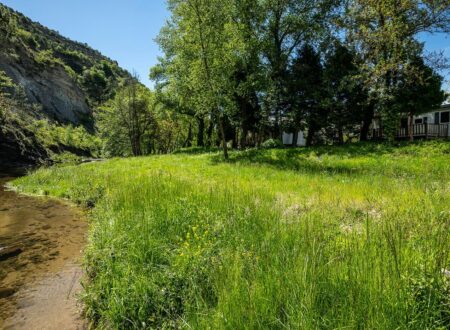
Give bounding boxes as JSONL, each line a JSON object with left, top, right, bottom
{"left": 0, "top": 174, "right": 88, "bottom": 329}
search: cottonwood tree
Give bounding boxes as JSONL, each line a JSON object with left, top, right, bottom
{"left": 155, "top": 0, "right": 242, "bottom": 159}
{"left": 151, "top": 60, "right": 207, "bottom": 148}
{"left": 228, "top": 0, "right": 265, "bottom": 148}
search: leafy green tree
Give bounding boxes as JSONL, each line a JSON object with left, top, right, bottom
{"left": 227, "top": 0, "right": 265, "bottom": 148}
{"left": 394, "top": 57, "right": 445, "bottom": 141}
{"left": 322, "top": 43, "right": 370, "bottom": 143}
{"left": 256, "top": 0, "right": 338, "bottom": 138}
{"left": 96, "top": 78, "right": 157, "bottom": 157}
{"left": 288, "top": 44, "right": 326, "bottom": 146}
{"left": 154, "top": 0, "right": 245, "bottom": 159}
{"left": 0, "top": 4, "right": 17, "bottom": 44}
{"left": 346, "top": 0, "right": 450, "bottom": 138}
{"left": 81, "top": 67, "right": 108, "bottom": 104}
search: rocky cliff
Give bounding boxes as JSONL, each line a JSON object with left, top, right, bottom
{"left": 0, "top": 52, "right": 92, "bottom": 125}
{"left": 0, "top": 3, "right": 130, "bottom": 165}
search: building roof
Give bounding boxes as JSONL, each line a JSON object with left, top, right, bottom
{"left": 440, "top": 103, "right": 450, "bottom": 110}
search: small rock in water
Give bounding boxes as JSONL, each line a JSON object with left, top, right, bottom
{"left": 41, "top": 224, "right": 51, "bottom": 230}
{"left": 0, "top": 245, "right": 23, "bottom": 261}
{"left": 0, "top": 287, "right": 15, "bottom": 298}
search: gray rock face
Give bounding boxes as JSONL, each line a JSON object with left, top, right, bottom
{"left": 0, "top": 53, "right": 91, "bottom": 125}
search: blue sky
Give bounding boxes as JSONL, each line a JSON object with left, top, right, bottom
{"left": 1, "top": 1, "right": 449, "bottom": 89}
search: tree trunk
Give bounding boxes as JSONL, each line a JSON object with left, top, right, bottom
{"left": 240, "top": 127, "right": 248, "bottom": 149}
{"left": 360, "top": 106, "right": 374, "bottom": 141}
{"left": 360, "top": 121, "right": 371, "bottom": 141}
{"left": 408, "top": 112, "right": 414, "bottom": 142}
{"left": 197, "top": 116, "right": 205, "bottom": 147}
{"left": 292, "top": 130, "right": 298, "bottom": 147}
{"left": 232, "top": 130, "right": 238, "bottom": 149}
{"left": 218, "top": 115, "right": 229, "bottom": 160}
{"left": 306, "top": 126, "right": 316, "bottom": 147}
{"left": 185, "top": 123, "right": 193, "bottom": 147}
{"left": 206, "top": 119, "right": 214, "bottom": 147}
{"left": 131, "top": 133, "right": 142, "bottom": 156}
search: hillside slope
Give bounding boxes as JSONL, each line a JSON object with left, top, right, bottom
{"left": 0, "top": 3, "right": 130, "bottom": 164}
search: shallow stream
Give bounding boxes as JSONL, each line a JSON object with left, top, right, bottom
{"left": 0, "top": 171, "right": 87, "bottom": 329}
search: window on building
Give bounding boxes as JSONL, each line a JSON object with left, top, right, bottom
{"left": 441, "top": 111, "right": 450, "bottom": 123}
{"left": 415, "top": 118, "right": 423, "bottom": 124}
{"left": 435, "top": 112, "right": 440, "bottom": 124}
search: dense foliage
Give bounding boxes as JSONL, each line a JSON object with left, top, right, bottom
{"left": 152, "top": 0, "right": 449, "bottom": 158}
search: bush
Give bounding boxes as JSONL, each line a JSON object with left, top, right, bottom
{"left": 16, "top": 28, "right": 38, "bottom": 49}
{"left": 261, "top": 138, "right": 284, "bottom": 149}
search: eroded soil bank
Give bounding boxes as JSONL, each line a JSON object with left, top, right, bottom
{"left": 0, "top": 171, "right": 88, "bottom": 329}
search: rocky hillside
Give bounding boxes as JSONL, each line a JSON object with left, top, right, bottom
{"left": 0, "top": 3, "right": 130, "bottom": 165}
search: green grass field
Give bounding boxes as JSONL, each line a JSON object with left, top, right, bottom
{"left": 12, "top": 141, "right": 450, "bottom": 329}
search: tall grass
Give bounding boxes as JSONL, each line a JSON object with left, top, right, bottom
{"left": 13, "top": 141, "right": 450, "bottom": 329}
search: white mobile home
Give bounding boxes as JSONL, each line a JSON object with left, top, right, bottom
{"left": 282, "top": 131, "right": 306, "bottom": 146}
{"left": 283, "top": 104, "right": 450, "bottom": 145}
{"left": 396, "top": 104, "right": 450, "bottom": 138}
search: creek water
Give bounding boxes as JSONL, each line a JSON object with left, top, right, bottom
{"left": 0, "top": 171, "right": 87, "bottom": 329}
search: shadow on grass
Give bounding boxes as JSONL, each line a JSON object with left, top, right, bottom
{"left": 211, "top": 148, "right": 365, "bottom": 176}
{"left": 172, "top": 146, "right": 221, "bottom": 155}
{"left": 210, "top": 141, "right": 449, "bottom": 177}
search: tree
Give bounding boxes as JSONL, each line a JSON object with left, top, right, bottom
{"left": 393, "top": 57, "right": 445, "bottom": 141}
{"left": 322, "top": 43, "right": 370, "bottom": 143}
{"left": 0, "top": 4, "right": 17, "bottom": 44}
{"left": 255, "top": 0, "right": 337, "bottom": 138}
{"left": 96, "top": 77, "right": 157, "bottom": 157}
{"left": 346, "top": 0, "right": 450, "bottom": 138}
{"left": 228, "top": 0, "right": 265, "bottom": 148}
{"left": 288, "top": 44, "right": 326, "bottom": 146}
{"left": 154, "top": 0, "right": 242, "bottom": 160}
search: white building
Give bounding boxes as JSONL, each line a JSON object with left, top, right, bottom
{"left": 396, "top": 104, "right": 450, "bottom": 138}
{"left": 282, "top": 131, "right": 306, "bottom": 146}
{"left": 283, "top": 104, "right": 450, "bottom": 144}
{"left": 412, "top": 103, "right": 450, "bottom": 125}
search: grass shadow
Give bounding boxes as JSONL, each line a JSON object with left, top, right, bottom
{"left": 210, "top": 140, "right": 450, "bottom": 177}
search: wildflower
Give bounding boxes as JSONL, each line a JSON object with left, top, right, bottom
{"left": 340, "top": 223, "right": 363, "bottom": 234}
{"left": 368, "top": 208, "right": 382, "bottom": 220}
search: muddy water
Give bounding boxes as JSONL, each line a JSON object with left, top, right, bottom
{"left": 0, "top": 173, "right": 88, "bottom": 329}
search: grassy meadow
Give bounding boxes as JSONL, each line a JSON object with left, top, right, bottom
{"left": 12, "top": 141, "right": 450, "bottom": 329}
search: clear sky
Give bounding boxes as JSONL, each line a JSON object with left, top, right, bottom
{"left": 1, "top": 1, "right": 449, "bottom": 89}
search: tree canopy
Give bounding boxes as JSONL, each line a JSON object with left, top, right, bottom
{"left": 152, "top": 0, "right": 449, "bottom": 154}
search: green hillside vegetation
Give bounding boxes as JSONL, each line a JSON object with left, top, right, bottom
{"left": 0, "top": 4, "right": 128, "bottom": 106}
{"left": 0, "top": 4, "right": 132, "bottom": 163}
{"left": 12, "top": 141, "right": 450, "bottom": 329}
{"left": 0, "top": 68, "right": 101, "bottom": 163}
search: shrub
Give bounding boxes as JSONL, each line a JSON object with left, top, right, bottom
{"left": 261, "top": 138, "right": 284, "bottom": 149}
